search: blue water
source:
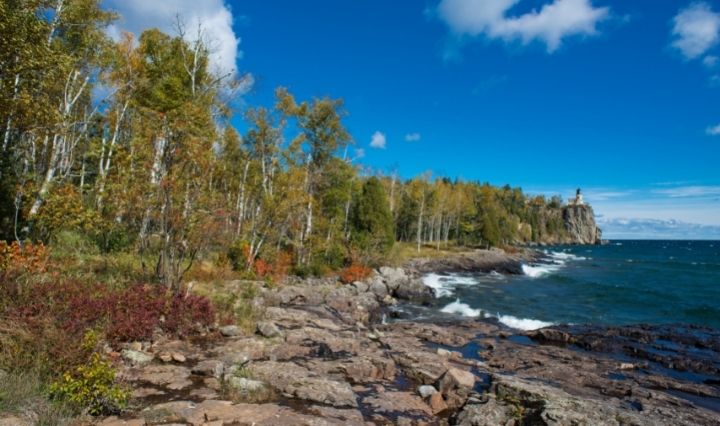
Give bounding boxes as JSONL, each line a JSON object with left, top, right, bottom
{"left": 420, "top": 240, "right": 720, "bottom": 330}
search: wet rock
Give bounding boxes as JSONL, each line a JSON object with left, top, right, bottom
{"left": 121, "top": 349, "right": 153, "bottom": 366}
{"left": 219, "top": 325, "right": 241, "bottom": 337}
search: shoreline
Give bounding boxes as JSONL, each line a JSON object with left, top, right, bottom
{"left": 90, "top": 248, "right": 720, "bottom": 425}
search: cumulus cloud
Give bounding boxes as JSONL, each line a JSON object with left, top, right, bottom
{"left": 706, "top": 123, "right": 720, "bottom": 135}
{"left": 671, "top": 2, "right": 720, "bottom": 60}
{"left": 104, "top": 0, "right": 241, "bottom": 76}
{"left": 370, "top": 131, "right": 387, "bottom": 149}
{"left": 437, "top": 0, "right": 610, "bottom": 52}
{"left": 405, "top": 133, "right": 422, "bottom": 142}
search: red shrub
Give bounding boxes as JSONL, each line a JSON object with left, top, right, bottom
{"left": 163, "top": 293, "right": 215, "bottom": 337}
{"left": 339, "top": 263, "right": 372, "bottom": 284}
{"left": 105, "top": 285, "right": 167, "bottom": 343}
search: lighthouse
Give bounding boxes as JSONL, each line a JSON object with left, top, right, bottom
{"left": 570, "top": 188, "right": 584, "bottom": 206}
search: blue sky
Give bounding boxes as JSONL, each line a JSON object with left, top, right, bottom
{"left": 105, "top": 0, "right": 720, "bottom": 238}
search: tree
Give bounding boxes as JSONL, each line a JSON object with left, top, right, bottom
{"left": 351, "top": 177, "right": 394, "bottom": 258}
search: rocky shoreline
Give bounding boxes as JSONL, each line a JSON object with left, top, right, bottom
{"left": 81, "top": 249, "right": 720, "bottom": 425}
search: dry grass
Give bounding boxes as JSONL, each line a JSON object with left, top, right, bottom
{"left": 386, "top": 241, "right": 470, "bottom": 266}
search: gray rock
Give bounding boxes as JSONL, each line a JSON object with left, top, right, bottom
{"left": 369, "top": 280, "right": 388, "bottom": 298}
{"left": 192, "top": 360, "right": 225, "bottom": 378}
{"left": 220, "top": 325, "right": 241, "bottom": 337}
{"left": 121, "top": 349, "right": 154, "bottom": 366}
{"left": 256, "top": 321, "right": 282, "bottom": 338}
{"left": 378, "top": 266, "right": 407, "bottom": 291}
{"left": 351, "top": 281, "right": 369, "bottom": 293}
{"left": 417, "top": 385, "right": 438, "bottom": 398}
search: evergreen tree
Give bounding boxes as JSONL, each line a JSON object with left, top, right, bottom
{"left": 351, "top": 177, "right": 394, "bottom": 257}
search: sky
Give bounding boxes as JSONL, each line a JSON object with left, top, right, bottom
{"left": 103, "top": 0, "right": 720, "bottom": 239}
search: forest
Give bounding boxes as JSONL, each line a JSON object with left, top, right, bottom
{"left": 0, "top": 1, "right": 569, "bottom": 420}
{"left": 0, "top": 0, "right": 569, "bottom": 286}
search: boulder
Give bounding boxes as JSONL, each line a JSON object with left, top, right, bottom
{"left": 256, "top": 321, "right": 282, "bottom": 338}
{"left": 417, "top": 385, "right": 438, "bottom": 398}
{"left": 439, "top": 367, "right": 476, "bottom": 394}
{"left": 369, "top": 280, "right": 389, "bottom": 298}
{"left": 191, "top": 360, "right": 225, "bottom": 378}
{"left": 219, "top": 325, "right": 241, "bottom": 337}
{"left": 121, "top": 349, "right": 153, "bottom": 366}
{"left": 428, "top": 392, "right": 448, "bottom": 414}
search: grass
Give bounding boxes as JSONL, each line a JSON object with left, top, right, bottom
{"left": 0, "top": 370, "right": 76, "bottom": 426}
{"left": 194, "top": 279, "right": 264, "bottom": 335}
{"left": 386, "top": 241, "right": 471, "bottom": 266}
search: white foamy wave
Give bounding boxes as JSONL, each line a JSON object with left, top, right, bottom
{"left": 422, "top": 273, "right": 454, "bottom": 298}
{"left": 521, "top": 264, "right": 559, "bottom": 278}
{"left": 422, "top": 273, "right": 480, "bottom": 298}
{"left": 548, "top": 251, "right": 587, "bottom": 261}
{"left": 498, "top": 315, "right": 553, "bottom": 331}
{"left": 441, "top": 300, "right": 481, "bottom": 317}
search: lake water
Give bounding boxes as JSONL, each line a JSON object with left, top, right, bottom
{"left": 402, "top": 240, "right": 720, "bottom": 330}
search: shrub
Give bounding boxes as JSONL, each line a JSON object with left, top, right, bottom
{"left": 49, "top": 353, "right": 129, "bottom": 415}
{"left": 105, "top": 285, "right": 167, "bottom": 343}
{"left": 163, "top": 293, "right": 215, "bottom": 337}
{"left": 339, "top": 263, "right": 372, "bottom": 284}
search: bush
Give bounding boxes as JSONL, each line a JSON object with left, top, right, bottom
{"left": 163, "top": 293, "right": 215, "bottom": 338}
{"left": 49, "top": 353, "right": 129, "bottom": 415}
{"left": 339, "top": 263, "right": 372, "bottom": 284}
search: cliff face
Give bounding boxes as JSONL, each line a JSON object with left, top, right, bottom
{"left": 562, "top": 204, "right": 602, "bottom": 245}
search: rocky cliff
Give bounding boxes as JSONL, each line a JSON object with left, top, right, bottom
{"left": 562, "top": 204, "right": 602, "bottom": 245}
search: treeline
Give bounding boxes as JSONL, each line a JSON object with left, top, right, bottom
{"left": 0, "top": 0, "right": 569, "bottom": 290}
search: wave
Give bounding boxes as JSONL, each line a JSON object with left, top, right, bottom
{"left": 422, "top": 273, "right": 481, "bottom": 298}
{"left": 497, "top": 315, "right": 553, "bottom": 331}
{"left": 439, "top": 299, "right": 553, "bottom": 330}
{"left": 422, "top": 273, "right": 454, "bottom": 298}
{"left": 546, "top": 251, "right": 587, "bottom": 262}
{"left": 521, "top": 264, "right": 560, "bottom": 278}
{"left": 440, "top": 300, "right": 482, "bottom": 317}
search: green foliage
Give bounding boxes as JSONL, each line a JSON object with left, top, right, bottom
{"left": 49, "top": 353, "right": 129, "bottom": 415}
{"left": 351, "top": 177, "right": 394, "bottom": 257}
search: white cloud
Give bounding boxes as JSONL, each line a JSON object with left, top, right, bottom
{"left": 706, "top": 123, "right": 720, "bottom": 135}
{"left": 353, "top": 148, "right": 365, "bottom": 160}
{"left": 703, "top": 54, "right": 719, "bottom": 68}
{"left": 405, "top": 133, "right": 422, "bottom": 142}
{"left": 104, "top": 0, "right": 241, "bottom": 76}
{"left": 437, "top": 0, "right": 610, "bottom": 52}
{"left": 671, "top": 2, "right": 720, "bottom": 60}
{"left": 598, "top": 217, "right": 720, "bottom": 240}
{"left": 652, "top": 185, "right": 720, "bottom": 198}
{"left": 370, "top": 131, "right": 387, "bottom": 149}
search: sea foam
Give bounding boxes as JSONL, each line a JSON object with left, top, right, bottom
{"left": 521, "top": 264, "right": 559, "bottom": 278}
{"left": 498, "top": 314, "right": 553, "bottom": 331}
{"left": 440, "top": 300, "right": 481, "bottom": 317}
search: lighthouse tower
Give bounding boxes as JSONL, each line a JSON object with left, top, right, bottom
{"left": 571, "top": 188, "right": 584, "bottom": 206}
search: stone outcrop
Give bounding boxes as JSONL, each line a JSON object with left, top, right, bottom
{"left": 94, "top": 250, "right": 719, "bottom": 425}
{"left": 562, "top": 204, "right": 603, "bottom": 245}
